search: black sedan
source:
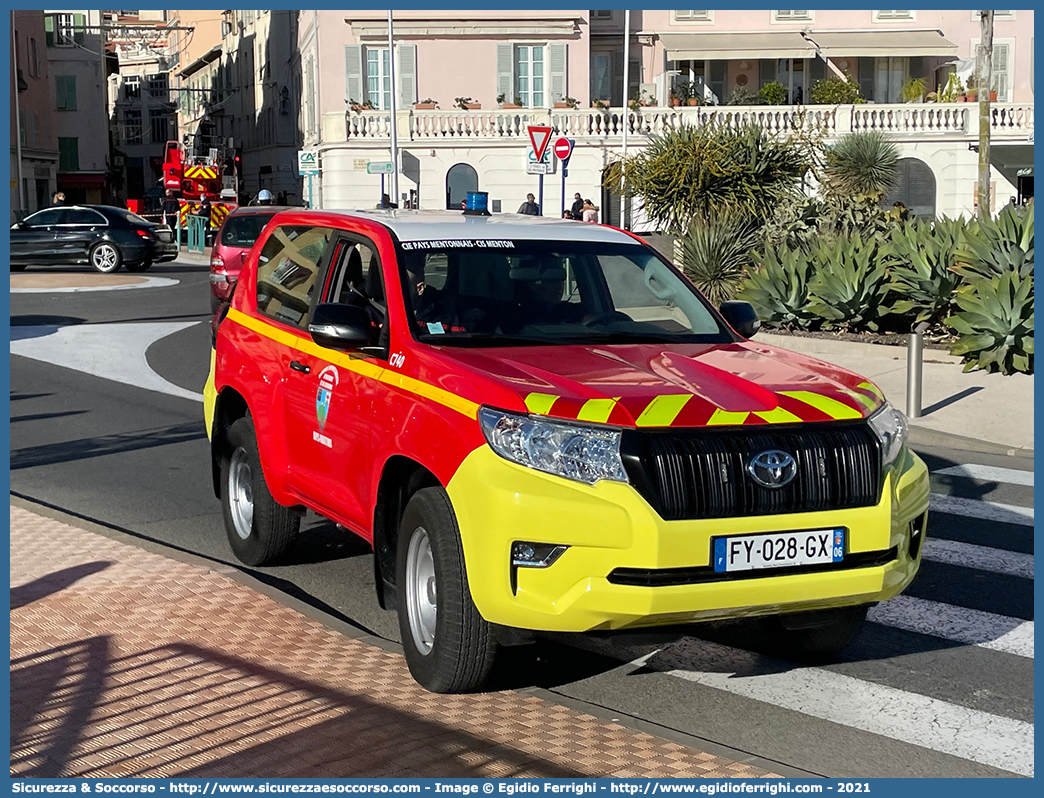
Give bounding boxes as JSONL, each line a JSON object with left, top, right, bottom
{"left": 10, "top": 205, "right": 178, "bottom": 273}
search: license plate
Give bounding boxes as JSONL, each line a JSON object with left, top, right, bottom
{"left": 713, "top": 528, "right": 844, "bottom": 573}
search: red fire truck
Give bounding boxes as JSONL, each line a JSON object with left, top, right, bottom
{"left": 161, "top": 139, "right": 237, "bottom": 231}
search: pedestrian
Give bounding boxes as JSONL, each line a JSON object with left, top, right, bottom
{"left": 255, "top": 189, "right": 274, "bottom": 206}
{"left": 161, "top": 189, "right": 179, "bottom": 228}
{"left": 378, "top": 193, "right": 398, "bottom": 209}
{"left": 570, "top": 192, "right": 584, "bottom": 218}
{"left": 517, "top": 193, "right": 540, "bottom": 215}
{"left": 581, "top": 199, "right": 599, "bottom": 224}
{"left": 276, "top": 191, "right": 287, "bottom": 205}
{"left": 562, "top": 210, "right": 575, "bottom": 220}
{"left": 51, "top": 191, "right": 66, "bottom": 207}
{"left": 892, "top": 201, "right": 909, "bottom": 222}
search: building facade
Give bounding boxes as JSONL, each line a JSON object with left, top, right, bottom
{"left": 45, "top": 10, "right": 110, "bottom": 204}
{"left": 10, "top": 10, "right": 59, "bottom": 220}
{"left": 302, "top": 9, "right": 1033, "bottom": 225}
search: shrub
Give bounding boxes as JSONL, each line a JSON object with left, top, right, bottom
{"left": 807, "top": 237, "right": 891, "bottom": 331}
{"left": 901, "top": 77, "right": 927, "bottom": 102}
{"left": 809, "top": 74, "right": 863, "bottom": 105}
{"left": 725, "top": 85, "right": 759, "bottom": 106}
{"left": 738, "top": 245, "right": 818, "bottom": 329}
{"left": 821, "top": 130, "right": 899, "bottom": 204}
{"left": 678, "top": 214, "right": 760, "bottom": 305}
{"left": 758, "top": 81, "right": 787, "bottom": 106}
{"left": 953, "top": 200, "right": 1034, "bottom": 281}
{"left": 947, "top": 270, "right": 1034, "bottom": 374}
{"left": 882, "top": 218, "right": 967, "bottom": 327}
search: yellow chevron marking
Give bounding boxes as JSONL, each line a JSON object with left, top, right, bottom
{"left": 524, "top": 393, "right": 559, "bottom": 415}
{"left": 706, "top": 409, "right": 750, "bottom": 426}
{"left": 840, "top": 387, "right": 879, "bottom": 412}
{"left": 858, "top": 381, "right": 885, "bottom": 401}
{"left": 753, "top": 406, "right": 804, "bottom": 424}
{"left": 576, "top": 397, "right": 619, "bottom": 424}
{"left": 636, "top": 394, "right": 691, "bottom": 427}
{"left": 780, "top": 391, "right": 863, "bottom": 420}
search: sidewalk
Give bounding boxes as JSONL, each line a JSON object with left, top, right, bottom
{"left": 174, "top": 245, "right": 211, "bottom": 265}
{"left": 10, "top": 502, "right": 779, "bottom": 780}
{"left": 758, "top": 332, "right": 1034, "bottom": 454}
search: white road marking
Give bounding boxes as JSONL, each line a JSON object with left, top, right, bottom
{"left": 10, "top": 322, "right": 203, "bottom": 403}
{"left": 930, "top": 493, "right": 1034, "bottom": 526}
{"left": 10, "top": 276, "right": 180, "bottom": 293}
{"left": 922, "top": 537, "right": 1034, "bottom": 579}
{"left": 633, "top": 639, "right": 1034, "bottom": 777}
{"left": 868, "top": 595, "right": 1034, "bottom": 659}
{"left": 933, "top": 464, "right": 1034, "bottom": 488}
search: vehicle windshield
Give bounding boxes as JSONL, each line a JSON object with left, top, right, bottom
{"left": 397, "top": 240, "right": 731, "bottom": 347}
{"left": 221, "top": 214, "right": 275, "bottom": 248}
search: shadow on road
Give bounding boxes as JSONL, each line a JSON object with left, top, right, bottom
{"left": 11, "top": 422, "right": 206, "bottom": 470}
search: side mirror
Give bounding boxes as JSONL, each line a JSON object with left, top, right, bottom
{"left": 308, "top": 303, "right": 372, "bottom": 350}
{"left": 719, "top": 300, "right": 760, "bottom": 339}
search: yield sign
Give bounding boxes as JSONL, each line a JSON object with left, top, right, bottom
{"left": 527, "top": 125, "right": 553, "bottom": 163}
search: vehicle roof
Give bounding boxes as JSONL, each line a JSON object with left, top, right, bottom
{"left": 295, "top": 209, "right": 641, "bottom": 245}
{"left": 226, "top": 205, "right": 296, "bottom": 217}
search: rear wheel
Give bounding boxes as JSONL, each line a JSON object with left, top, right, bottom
{"left": 90, "top": 242, "right": 122, "bottom": 273}
{"left": 125, "top": 259, "right": 152, "bottom": 272}
{"left": 219, "top": 416, "right": 298, "bottom": 566}
{"left": 761, "top": 605, "right": 869, "bottom": 661}
{"left": 395, "top": 487, "right": 497, "bottom": 693}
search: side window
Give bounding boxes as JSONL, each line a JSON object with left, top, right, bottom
{"left": 62, "top": 209, "right": 105, "bottom": 225}
{"left": 255, "top": 225, "right": 333, "bottom": 329}
{"left": 324, "top": 239, "right": 384, "bottom": 307}
{"left": 24, "top": 209, "right": 65, "bottom": 226}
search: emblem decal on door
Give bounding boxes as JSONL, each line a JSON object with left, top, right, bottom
{"left": 315, "top": 365, "right": 340, "bottom": 437}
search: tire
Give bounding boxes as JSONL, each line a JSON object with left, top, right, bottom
{"left": 761, "top": 605, "right": 869, "bottom": 661}
{"left": 11, "top": 264, "right": 28, "bottom": 272}
{"left": 219, "top": 416, "right": 298, "bottom": 566}
{"left": 125, "top": 259, "right": 152, "bottom": 272}
{"left": 90, "top": 242, "right": 122, "bottom": 273}
{"left": 395, "top": 487, "right": 498, "bottom": 693}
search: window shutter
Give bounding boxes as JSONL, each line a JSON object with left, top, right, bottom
{"left": 549, "top": 43, "right": 567, "bottom": 102}
{"left": 45, "top": 16, "right": 54, "bottom": 47}
{"left": 496, "top": 43, "right": 514, "bottom": 103}
{"left": 993, "top": 43, "right": 1010, "bottom": 101}
{"left": 612, "top": 50, "right": 624, "bottom": 105}
{"left": 344, "top": 44, "right": 363, "bottom": 104}
{"left": 760, "top": 59, "right": 775, "bottom": 88}
{"left": 397, "top": 43, "right": 417, "bottom": 107}
{"left": 74, "top": 13, "right": 85, "bottom": 46}
{"left": 858, "top": 57, "right": 875, "bottom": 100}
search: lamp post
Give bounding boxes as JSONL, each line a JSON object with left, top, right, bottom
{"left": 620, "top": 9, "right": 630, "bottom": 230}
{"left": 12, "top": 12, "right": 25, "bottom": 216}
{"left": 388, "top": 10, "right": 399, "bottom": 208}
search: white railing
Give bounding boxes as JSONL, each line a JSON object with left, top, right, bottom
{"left": 333, "top": 102, "right": 1032, "bottom": 143}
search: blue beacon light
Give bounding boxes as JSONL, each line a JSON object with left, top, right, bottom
{"left": 463, "top": 191, "right": 490, "bottom": 216}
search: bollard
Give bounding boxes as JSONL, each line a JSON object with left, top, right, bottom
{"left": 906, "top": 322, "right": 929, "bottom": 418}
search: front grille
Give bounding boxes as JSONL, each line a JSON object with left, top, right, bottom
{"left": 622, "top": 421, "right": 882, "bottom": 521}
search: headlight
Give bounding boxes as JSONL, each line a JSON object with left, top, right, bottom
{"left": 478, "top": 407, "right": 628, "bottom": 485}
{"left": 868, "top": 402, "right": 908, "bottom": 467}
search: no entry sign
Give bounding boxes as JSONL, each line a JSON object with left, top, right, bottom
{"left": 553, "top": 137, "right": 574, "bottom": 164}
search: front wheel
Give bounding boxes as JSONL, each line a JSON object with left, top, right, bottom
{"left": 761, "top": 604, "right": 869, "bottom": 661}
{"left": 90, "top": 242, "right": 122, "bottom": 273}
{"left": 395, "top": 487, "right": 497, "bottom": 693}
{"left": 219, "top": 416, "right": 298, "bottom": 566}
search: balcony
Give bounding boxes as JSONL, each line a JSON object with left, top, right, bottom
{"left": 325, "top": 102, "right": 1033, "bottom": 145}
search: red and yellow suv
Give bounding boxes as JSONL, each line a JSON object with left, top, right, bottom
{"left": 205, "top": 204, "right": 929, "bottom": 693}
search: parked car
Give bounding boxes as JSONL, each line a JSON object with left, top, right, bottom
{"left": 205, "top": 202, "right": 929, "bottom": 693}
{"left": 209, "top": 206, "right": 292, "bottom": 312}
{"left": 10, "top": 205, "right": 177, "bottom": 273}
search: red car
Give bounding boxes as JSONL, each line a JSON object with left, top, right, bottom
{"left": 204, "top": 201, "right": 928, "bottom": 693}
{"left": 209, "top": 206, "right": 291, "bottom": 312}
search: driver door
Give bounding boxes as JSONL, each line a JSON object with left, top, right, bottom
{"left": 11, "top": 208, "right": 65, "bottom": 264}
{"left": 284, "top": 234, "right": 388, "bottom": 531}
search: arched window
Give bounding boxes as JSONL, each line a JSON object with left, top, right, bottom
{"left": 883, "top": 158, "right": 937, "bottom": 219}
{"left": 445, "top": 163, "right": 478, "bottom": 209}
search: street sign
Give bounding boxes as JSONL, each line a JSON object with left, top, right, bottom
{"left": 297, "top": 150, "right": 319, "bottom": 175}
{"left": 527, "top": 125, "right": 553, "bottom": 163}
{"left": 553, "top": 137, "right": 574, "bottom": 164}
{"left": 366, "top": 161, "right": 395, "bottom": 174}
{"left": 525, "top": 148, "right": 555, "bottom": 175}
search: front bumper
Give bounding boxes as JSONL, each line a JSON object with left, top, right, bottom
{"left": 447, "top": 445, "right": 929, "bottom": 632}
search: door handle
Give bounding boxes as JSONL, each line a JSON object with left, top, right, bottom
{"left": 289, "top": 360, "right": 311, "bottom": 374}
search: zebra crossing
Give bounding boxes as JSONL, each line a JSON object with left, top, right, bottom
{"left": 565, "top": 454, "right": 1035, "bottom": 777}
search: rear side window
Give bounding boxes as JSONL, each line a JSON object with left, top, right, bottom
{"left": 221, "top": 214, "right": 274, "bottom": 248}
{"left": 255, "top": 225, "right": 332, "bottom": 329}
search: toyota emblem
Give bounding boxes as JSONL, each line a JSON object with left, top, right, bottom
{"left": 747, "top": 449, "right": 798, "bottom": 488}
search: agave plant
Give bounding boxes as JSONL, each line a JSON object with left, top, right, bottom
{"left": 821, "top": 130, "right": 899, "bottom": 204}
{"left": 946, "top": 270, "right": 1034, "bottom": 375}
{"left": 737, "top": 245, "right": 818, "bottom": 329}
{"left": 882, "top": 218, "right": 967, "bottom": 326}
{"left": 953, "top": 200, "right": 1034, "bottom": 281}
{"left": 678, "top": 214, "right": 760, "bottom": 304}
{"left": 806, "top": 237, "right": 891, "bottom": 331}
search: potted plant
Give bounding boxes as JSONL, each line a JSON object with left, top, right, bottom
{"left": 455, "top": 96, "right": 481, "bottom": 110}
{"left": 965, "top": 74, "right": 978, "bottom": 102}
{"left": 901, "top": 76, "right": 926, "bottom": 103}
{"left": 758, "top": 80, "right": 787, "bottom": 106}
{"left": 497, "top": 93, "right": 521, "bottom": 109}
{"left": 685, "top": 82, "right": 700, "bottom": 106}
{"left": 592, "top": 98, "right": 609, "bottom": 111}
{"left": 670, "top": 92, "right": 681, "bottom": 107}
{"left": 415, "top": 98, "right": 438, "bottom": 110}
{"left": 938, "top": 72, "right": 963, "bottom": 103}
{"left": 348, "top": 98, "right": 374, "bottom": 113}
{"left": 555, "top": 96, "right": 580, "bottom": 109}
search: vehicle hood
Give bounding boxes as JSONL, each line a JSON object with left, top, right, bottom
{"left": 441, "top": 341, "right": 885, "bottom": 428}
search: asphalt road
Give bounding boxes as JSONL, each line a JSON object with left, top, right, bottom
{"left": 9, "top": 260, "right": 1035, "bottom": 778}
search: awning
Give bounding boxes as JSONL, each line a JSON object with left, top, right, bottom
{"left": 179, "top": 44, "right": 222, "bottom": 78}
{"left": 658, "top": 31, "right": 813, "bottom": 61}
{"left": 809, "top": 30, "right": 958, "bottom": 59}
